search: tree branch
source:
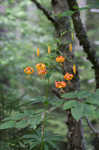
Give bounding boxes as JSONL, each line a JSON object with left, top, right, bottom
{"left": 66, "top": 0, "right": 99, "bottom": 68}
{"left": 52, "top": 88, "right": 83, "bottom": 102}
{"left": 86, "top": 117, "right": 99, "bottom": 135}
{"left": 30, "top": 0, "right": 57, "bottom": 25}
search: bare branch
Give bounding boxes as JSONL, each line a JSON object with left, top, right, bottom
{"left": 66, "top": 0, "right": 99, "bottom": 67}
{"left": 86, "top": 117, "right": 99, "bottom": 135}
{"left": 30, "top": 0, "right": 57, "bottom": 25}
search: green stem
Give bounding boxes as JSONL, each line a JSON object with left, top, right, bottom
{"left": 46, "top": 78, "right": 50, "bottom": 100}
{"left": 40, "top": 112, "right": 46, "bottom": 150}
{"left": 40, "top": 77, "right": 50, "bottom": 150}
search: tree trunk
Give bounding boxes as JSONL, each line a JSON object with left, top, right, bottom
{"left": 51, "top": 0, "right": 85, "bottom": 149}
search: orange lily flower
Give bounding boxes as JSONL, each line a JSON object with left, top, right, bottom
{"left": 36, "top": 63, "right": 47, "bottom": 76}
{"left": 55, "top": 81, "right": 66, "bottom": 88}
{"left": 56, "top": 56, "right": 65, "bottom": 63}
{"left": 64, "top": 72, "right": 73, "bottom": 80}
{"left": 36, "top": 63, "right": 46, "bottom": 70}
{"left": 24, "top": 66, "right": 34, "bottom": 75}
{"left": 37, "top": 69, "right": 47, "bottom": 75}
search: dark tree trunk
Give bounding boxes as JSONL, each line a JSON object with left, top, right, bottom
{"left": 51, "top": 0, "right": 85, "bottom": 149}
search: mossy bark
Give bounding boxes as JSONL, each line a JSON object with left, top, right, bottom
{"left": 51, "top": 0, "right": 85, "bottom": 149}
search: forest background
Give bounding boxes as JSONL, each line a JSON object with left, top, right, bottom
{"left": 0, "top": 0, "right": 99, "bottom": 150}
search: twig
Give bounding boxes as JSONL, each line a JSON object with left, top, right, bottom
{"left": 30, "top": 0, "right": 57, "bottom": 25}
{"left": 86, "top": 117, "right": 99, "bottom": 135}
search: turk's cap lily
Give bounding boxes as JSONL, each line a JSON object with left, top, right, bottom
{"left": 64, "top": 72, "right": 73, "bottom": 80}
{"left": 37, "top": 69, "right": 47, "bottom": 75}
{"left": 55, "top": 81, "right": 66, "bottom": 88}
{"left": 36, "top": 63, "right": 46, "bottom": 71}
{"left": 56, "top": 56, "right": 65, "bottom": 63}
{"left": 24, "top": 66, "right": 34, "bottom": 75}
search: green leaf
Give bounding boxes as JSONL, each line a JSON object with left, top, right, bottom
{"left": 19, "top": 142, "right": 25, "bottom": 148}
{"left": 78, "top": 7, "right": 89, "bottom": 11}
{"left": 62, "top": 91, "right": 78, "bottom": 99}
{"left": 83, "top": 104, "right": 96, "bottom": 117}
{"left": 71, "top": 103, "right": 96, "bottom": 121}
{"left": 11, "top": 113, "right": 27, "bottom": 121}
{"left": 15, "top": 120, "right": 28, "bottom": 129}
{"left": 44, "top": 144, "right": 49, "bottom": 150}
{"left": 45, "top": 134, "right": 63, "bottom": 142}
{"left": 95, "top": 88, "right": 99, "bottom": 95}
{"left": 52, "top": 99, "right": 63, "bottom": 107}
{"left": 90, "top": 109, "right": 99, "bottom": 119}
{"left": 76, "top": 90, "right": 92, "bottom": 99}
{"left": 22, "top": 134, "right": 35, "bottom": 139}
{"left": 0, "top": 121, "right": 15, "bottom": 129}
{"left": 71, "top": 103, "right": 84, "bottom": 121}
{"left": 62, "top": 90, "right": 92, "bottom": 99}
{"left": 86, "top": 93, "right": 99, "bottom": 106}
{"left": 29, "top": 142, "right": 39, "bottom": 150}
{"left": 63, "top": 100, "right": 78, "bottom": 110}
{"left": 48, "top": 141, "right": 59, "bottom": 150}
{"left": 73, "top": 5, "right": 89, "bottom": 11}
{"left": 29, "top": 116, "right": 42, "bottom": 129}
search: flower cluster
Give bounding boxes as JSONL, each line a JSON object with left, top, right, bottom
{"left": 24, "top": 63, "right": 47, "bottom": 76}
{"left": 24, "top": 47, "right": 75, "bottom": 90}
{"left": 55, "top": 56, "right": 74, "bottom": 88}
{"left": 24, "top": 47, "right": 49, "bottom": 76}
{"left": 55, "top": 72, "right": 73, "bottom": 88}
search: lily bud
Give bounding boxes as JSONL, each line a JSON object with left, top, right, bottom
{"left": 37, "top": 48, "right": 40, "bottom": 56}
{"left": 48, "top": 45, "right": 51, "bottom": 54}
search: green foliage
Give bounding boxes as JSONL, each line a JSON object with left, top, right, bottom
{"left": 71, "top": 103, "right": 95, "bottom": 121}
{"left": 0, "top": 109, "right": 43, "bottom": 129}
{"left": 0, "top": 121, "right": 16, "bottom": 129}
{"left": 21, "top": 129, "right": 62, "bottom": 150}
{"left": 62, "top": 89, "right": 99, "bottom": 121}
{"left": 63, "top": 100, "right": 78, "bottom": 110}
{"left": 62, "top": 90, "right": 92, "bottom": 99}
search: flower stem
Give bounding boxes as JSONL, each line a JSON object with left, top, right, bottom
{"left": 40, "top": 77, "right": 50, "bottom": 150}
{"left": 40, "top": 112, "right": 46, "bottom": 150}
